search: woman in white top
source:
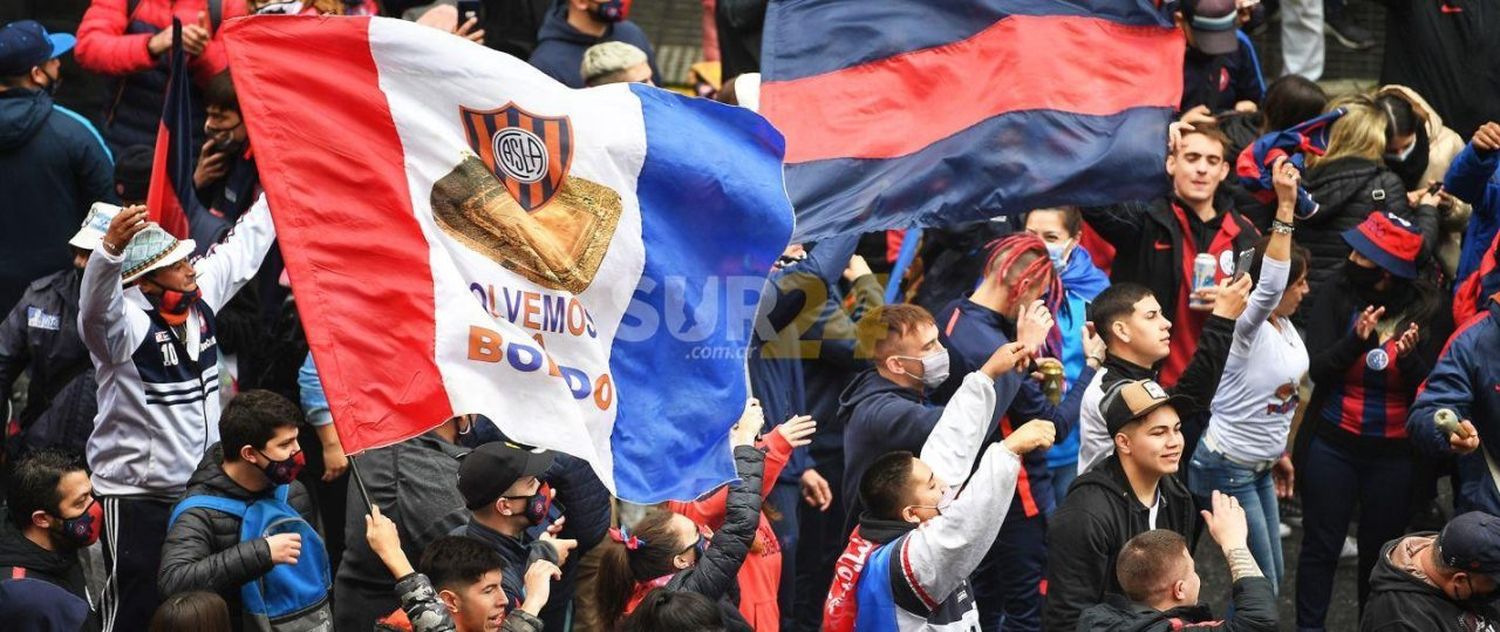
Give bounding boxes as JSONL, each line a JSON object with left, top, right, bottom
{"left": 1187, "top": 157, "right": 1309, "bottom": 594}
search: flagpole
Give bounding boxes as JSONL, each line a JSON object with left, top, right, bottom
{"left": 348, "top": 454, "right": 376, "bottom": 515}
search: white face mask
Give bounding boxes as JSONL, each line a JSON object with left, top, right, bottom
{"left": 1384, "top": 140, "right": 1417, "bottom": 163}
{"left": 908, "top": 484, "right": 958, "bottom": 518}
{"left": 1045, "top": 239, "right": 1073, "bottom": 270}
{"left": 896, "top": 348, "right": 950, "bottom": 389}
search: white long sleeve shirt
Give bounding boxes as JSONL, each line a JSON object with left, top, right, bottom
{"left": 1203, "top": 258, "right": 1308, "bottom": 463}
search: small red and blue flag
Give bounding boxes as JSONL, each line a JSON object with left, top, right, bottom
{"left": 144, "top": 19, "right": 199, "bottom": 239}
{"left": 1235, "top": 107, "right": 1345, "bottom": 220}
{"left": 760, "top": 0, "right": 1188, "bottom": 241}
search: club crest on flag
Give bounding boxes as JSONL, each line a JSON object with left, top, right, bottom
{"left": 462, "top": 103, "right": 574, "bottom": 212}
{"left": 432, "top": 104, "right": 623, "bottom": 295}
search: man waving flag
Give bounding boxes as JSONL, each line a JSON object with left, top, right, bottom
{"left": 220, "top": 15, "right": 793, "bottom": 503}
{"left": 761, "top": 0, "right": 1186, "bottom": 241}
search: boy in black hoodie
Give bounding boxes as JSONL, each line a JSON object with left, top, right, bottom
{"left": 0, "top": 450, "right": 101, "bottom": 631}
{"left": 1362, "top": 512, "right": 1500, "bottom": 631}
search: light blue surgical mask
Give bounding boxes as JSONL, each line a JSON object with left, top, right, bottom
{"left": 1045, "top": 239, "right": 1073, "bottom": 270}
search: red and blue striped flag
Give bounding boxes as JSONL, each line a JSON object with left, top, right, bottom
{"left": 145, "top": 19, "right": 198, "bottom": 239}
{"left": 761, "top": 0, "right": 1187, "bottom": 241}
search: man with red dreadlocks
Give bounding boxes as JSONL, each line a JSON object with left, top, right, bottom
{"left": 930, "top": 232, "right": 1105, "bottom": 631}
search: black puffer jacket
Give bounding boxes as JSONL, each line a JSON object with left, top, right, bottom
{"left": 158, "top": 443, "right": 316, "bottom": 626}
{"left": 1288, "top": 157, "right": 1436, "bottom": 297}
{"left": 657, "top": 444, "right": 763, "bottom": 632}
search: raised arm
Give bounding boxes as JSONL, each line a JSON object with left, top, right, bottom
{"left": 1170, "top": 314, "right": 1236, "bottom": 415}
{"left": 1197, "top": 491, "right": 1277, "bottom": 632}
{"left": 1444, "top": 125, "right": 1499, "bottom": 207}
{"left": 921, "top": 343, "right": 1030, "bottom": 482}
{"left": 897, "top": 441, "right": 1025, "bottom": 612}
{"left": 194, "top": 193, "right": 278, "bottom": 313}
{"left": 1080, "top": 202, "right": 1150, "bottom": 247}
{"left": 670, "top": 444, "right": 765, "bottom": 600}
{"left": 1231, "top": 159, "right": 1297, "bottom": 349}
{"left": 79, "top": 205, "right": 152, "bottom": 365}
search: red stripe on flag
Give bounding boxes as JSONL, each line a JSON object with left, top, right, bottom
{"left": 220, "top": 16, "right": 453, "bottom": 454}
{"left": 761, "top": 15, "right": 1184, "bottom": 164}
{"left": 146, "top": 120, "right": 191, "bottom": 238}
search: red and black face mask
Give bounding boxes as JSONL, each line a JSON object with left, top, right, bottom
{"left": 151, "top": 288, "right": 202, "bottom": 326}
{"left": 54, "top": 498, "right": 104, "bottom": 548}
{"left": 258, "top": 449, "right": 306, "bottom": 486}
{"left": 523, "top": 482, "right": 553, "bottom": 526}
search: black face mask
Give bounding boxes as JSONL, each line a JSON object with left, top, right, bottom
{"left": 1345, "top": 259, "right": 1386, "bottom": 290}
{"left": 1346, "top": 260, "right": 1414, "bottom": 307}
{"left": 36, "top": 67, "right": 59, "bottom": 96}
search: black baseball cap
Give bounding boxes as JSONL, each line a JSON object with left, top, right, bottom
{"left": 1437, "top": 512, "right": 1500, "bottom": 579}
{"left": 1100, "top": 378, "right": 1191, "bottom": 436}
{"left": 457, "top": 442, "right": 556, "bottom": 510}
{"left": 0, "top": 21, "right": 75, "bottom": 77}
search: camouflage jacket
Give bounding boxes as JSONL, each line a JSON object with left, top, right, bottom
{"left": 377, "top": 573, "right": 543, "bottom": 632}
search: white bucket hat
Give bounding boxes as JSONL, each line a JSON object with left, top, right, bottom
{"left": 68, "top": 202, "right": 122, "bottom": 251}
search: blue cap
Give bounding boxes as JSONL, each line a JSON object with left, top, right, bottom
{"left": 1438, "top": 512, "right": 1500, "bottom": 579}
{"left": 0, "top": 20, "right": 76, "bottom": 77}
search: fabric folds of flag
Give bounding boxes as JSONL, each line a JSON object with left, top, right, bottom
{"left": 760, "top": 0, "right": 1186, "bottom": 241}
{"left": 145, "top": 19, "right": 197, "bottom": 239}
{"left": 1235, "top": 107, "right": 1345, "bottom": 220}
{"left": 221, "top": 15, "right": 793, "bottom": 503}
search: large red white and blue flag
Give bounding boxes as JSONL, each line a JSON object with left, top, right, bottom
{"left": 761, "top": 0, "right": 1186, "bottom": 240}
{"left": 220, "top": 15, "right": 793, "bottom": 503}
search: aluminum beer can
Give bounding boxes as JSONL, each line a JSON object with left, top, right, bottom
{"left": 1191, "top": 253, "right": 1217, "bottom": 307}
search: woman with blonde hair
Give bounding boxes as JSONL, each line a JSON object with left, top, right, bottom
{"left": 1289, "top": 94, "right": 1440, "bottom": 301}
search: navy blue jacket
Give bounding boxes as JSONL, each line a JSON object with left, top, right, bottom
{"left": 1448, "top": 143, "right": 1500, "bottom": 290}
{"left": 0, "top": 268, "right": 96, "bottom": 459}
{"left": 1409, "top": 296, "right": 1500, "bottom": 515}
{"left": 527, "top": 3, "right": 661, "bottom": 88}
{"left": 837, "top": 367, "right": 1022, "bottom": 534}
{"left": 750, "top": 237, "right": 858, "bottom": 483}
{"left": 454, "top": 453, "right": 609, "bottom": 631}
{"left": 934, "top": 297, "right": 1095, "bottom": 517}
{"left": 1181, "top": 45, "right": 1264, "bottom": 114}
{"left": 0, "top": 88, "right": 114, "bottom": 315}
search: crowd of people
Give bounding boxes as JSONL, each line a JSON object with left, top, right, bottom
{"left": 2, "top": 0, "right": 1500, "bottom": 631}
